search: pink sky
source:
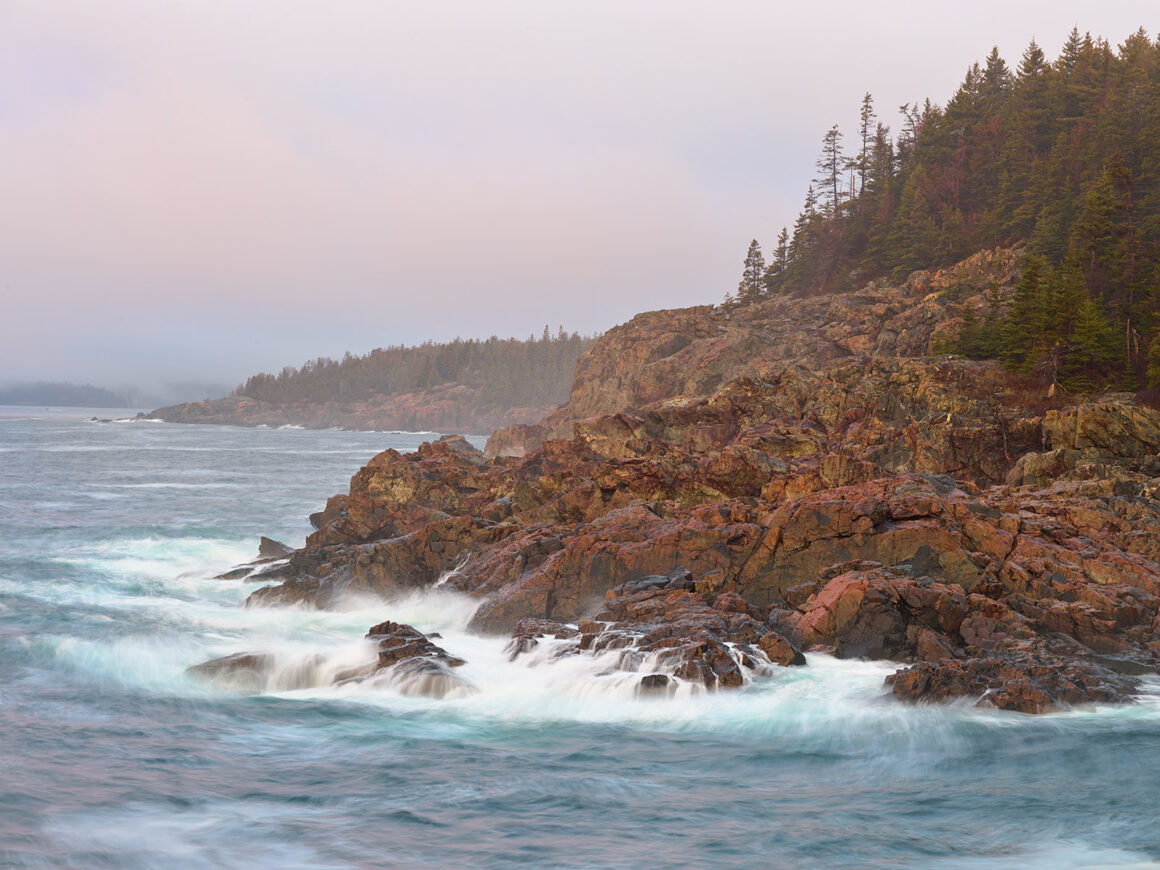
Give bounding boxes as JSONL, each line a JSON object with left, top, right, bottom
{"left": 1, "top": 0, "right": 1156, "bottom": 400}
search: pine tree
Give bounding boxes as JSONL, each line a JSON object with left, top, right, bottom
{"left": 856, "top": 93, "right": 877, "bottom": 197}
{"left": 814, "top": 125, "right": 846, "bottom": 215}
{"left": 1147, "top": 330, "right": 1160, "bottom": 387}
{"left": 1068, "top": 166, "right": 1121, "bottom": 301}
{"left": 1063, "top": 294, "right": 1122, "bottom": 390}
{"left": 764, "top": 228, "right": 790, "bottom": 294}
{"left": 736, "top": 240, "right": 766, "bottom": 305}
{"left": 1001, "top": 256, "right": 1049, "bottom": 371}
{"left": 982, "top": 46, "right": 1012, "bottom": 104}
{"left": 728, "top": 29, "right": 1160, "bottom": 389}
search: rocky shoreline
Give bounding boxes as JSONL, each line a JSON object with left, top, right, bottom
{"left": 194, "top": 248, "right": 1160, "bottom": 714}
{"left": 150, "top": 383, "right": 557, "bottom": 435}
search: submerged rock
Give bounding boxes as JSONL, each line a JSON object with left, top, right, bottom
{"left": 187, "top": 652, "right": 273, "bottom": 692}
{"left": 367, "top": 619, "right": 466, "bottom": 670}
{"left": 187, "top": 620, "right": 472, "bottom": 699}
{"left": 358, "top": 620, "right": 472, "bottom": 698}
{"left": 637, "top": 673, "right": 676, "bottom": 697}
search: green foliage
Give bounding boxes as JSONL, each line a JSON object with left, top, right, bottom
{"left": 235, "top": 329, "right": 596, "bottom": 408}
{"left": 1061, "top": 296, "right": 1123, "bottom": 390}
{"left": 1001, "top": 256, "right": 1050, "bottom": 371}
{"left": 736, "top": 240, "right": 766, "bottom": 304}
{"left": 1148, "top": 330, "right": 1160, "bottom": 387}
{"left": 737, "top": 28, "right": 1160, "bottom": 392}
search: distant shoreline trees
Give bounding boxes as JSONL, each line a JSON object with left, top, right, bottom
{"left": 235, "top": 328, "right": 596, "bottom": 408}
{"left": 0, "top": 382, "right": 130, "bottom": 407}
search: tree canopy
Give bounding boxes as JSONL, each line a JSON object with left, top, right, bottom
{"left": 731, "top": 28, "right": 1160, "bottom": 392}
{"left": 236, "top": 328, "right": 595, "bottom": 408}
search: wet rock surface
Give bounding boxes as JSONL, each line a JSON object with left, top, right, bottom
{"left": 188, "top": 620, "right": 472, "bottom": 698}
{"left": 242, "top": 249, "right": 1160, "bottom": 713}
{"left": 187, "top": 652, "right": 274, "bottom": 692}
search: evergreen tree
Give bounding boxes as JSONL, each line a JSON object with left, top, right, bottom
{"left": 764, "top": 227, "right": 790, "bottom": 293}
{"left": 736, "top": 240, "right": 766, "bottom": 304}
{"left": 814, "top": 125, "right": 847, "bottom": 214}
{"left": 1063, "top": 295, "right": 1122, "bottom": 389}
{"left": 856, "top": 93, "right": 877, "bottom": 196}
{"left": 732, "top": 30, "right": 1160, "bottom": 390}
{"left": 1148, "top": 331, "right": 1160, "bottom": 387}
{"left": 1001, "top": 256, "right": 1049, "bottom": 371}
{"left": 982, "top": 46, "right": 1012, "bottom": 105}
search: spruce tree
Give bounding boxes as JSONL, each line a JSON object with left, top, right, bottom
{"left": 736, "top": 240, "right": 766, "bottom": 305}
{"left": 727, "top": 28, "right": 1160, "bottom": 391}
{"left": 856, "top": 93, "right": 877, "bottom": 197}
{"left": 764, "top": 228, "right": 790, "bottom": 294}
{"left": 1002, "top": 256, "right": 1049, "bottom": 371}
{"left": 814, "top": 125, "right": 846, "bottom": 215}
{"left": 1147, "top": 331, "right": 1160, "bottom": 387}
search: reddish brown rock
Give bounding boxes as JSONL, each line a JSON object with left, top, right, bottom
{"left": 367, "top": 620, "right": 466, "bottom": 669}
{"left": 240, "top": 247, "right": 1160, "bottom": 713}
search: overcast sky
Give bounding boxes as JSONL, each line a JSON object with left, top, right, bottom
{"left": 1, "top": 1, "right": 1156, "bottom": 399}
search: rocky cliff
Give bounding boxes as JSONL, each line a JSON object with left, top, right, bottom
{"left": 205, "top": 248, "right": 1160, "bottom": 714}
{"left": 486, "top": 247, "right": 1024, "bottom": 455}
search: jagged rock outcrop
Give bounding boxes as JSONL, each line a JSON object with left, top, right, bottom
{"left": 239, "top": 248, "right": 1160, "bottom": 713}
{"left": 497, "top": 247, "right": 1025, "bottom": 446}
{"left": 502, "top": 568, "right": 804, "bottom": 692}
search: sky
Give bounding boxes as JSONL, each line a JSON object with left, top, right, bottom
{"left": 1, "top": 1, "right": 1157, "bottom": 401}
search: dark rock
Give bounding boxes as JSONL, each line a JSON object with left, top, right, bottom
{"left": 259, "top": 536, "right": 293, "bottom": 559}
{"left": 367, "top": 620, "right": 466, "bottom": 669}
{"left": 506, "top": 618, "right": 580, "bottom": 659}
{"left": 436, "top": 434, "right": 487, "bottom": 465}
{"left": 637, "top": 673, "right": 676, "bottom": 696}
{"left": 758, "top": 632, "right": 806, "bottom": 667}
{"left": 187, "top": 652, "right": 272, "bottom": 692}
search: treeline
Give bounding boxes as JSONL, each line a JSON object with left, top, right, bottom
{"left": 0, "top": 382, "right": 129, "bottom": 407}
{"left": 235, "top": 327, "right": 595, "bottom": 407}
{"left": 731, "top": 27, "right": 1160, "bottom": 391}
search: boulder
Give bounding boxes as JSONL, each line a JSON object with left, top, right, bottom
{"left": 259, "top": 536, "right": 293, "bottom": 559}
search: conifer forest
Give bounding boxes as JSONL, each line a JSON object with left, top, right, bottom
{"left": 730, "top": 29, "right": 1160, "bottom": 393}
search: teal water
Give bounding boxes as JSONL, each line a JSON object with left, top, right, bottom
{"left": 2, "top": 407, "right": 1160, "bottom": 869}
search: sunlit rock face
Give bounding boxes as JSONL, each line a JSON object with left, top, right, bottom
{"left": 243, "top": 248, "right": 1160, "bottom": 713}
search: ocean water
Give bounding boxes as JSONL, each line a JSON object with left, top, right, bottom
{"left": 2, "top": 407, "right": 1160, "bottom": 869}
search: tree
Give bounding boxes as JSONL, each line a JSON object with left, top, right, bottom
{"left": 727, "top": 27, "right": 1160, "bottom": 380}
{"left": 764, "top": 227, "right": 790, "bottom": 293}
{"left": 814, "top": 125, "right": 846, "bottom": 214}
{"left": 855, "top": 93, "right": 877, "bottom": 196}
{"left": 736, "top": 240, "right": 766, "bottom": 304}
{"left": 1001, "top": 256, "right": 1049, "bottom": 371}
{"left": 982, "top": 46, "right": 1012, "bottom": 103}
{"left": 1148, "top": 330, "right": 1160, "bottom": 387}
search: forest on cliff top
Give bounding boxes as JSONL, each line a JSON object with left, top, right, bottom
{"left": 234, "top": 328, "right": 594, "bottom": 409}
{"left": 733, "top": 27, "right": 1160, "bottom": 393}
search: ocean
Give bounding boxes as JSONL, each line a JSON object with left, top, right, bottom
{"left": 2, "top": 407, "right": 1159, "bottom": 869}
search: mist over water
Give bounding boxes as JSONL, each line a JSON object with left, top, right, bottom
{"left": 3, "top": 410, "right": 1160, "bottom": 868}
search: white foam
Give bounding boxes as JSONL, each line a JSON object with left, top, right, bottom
{"left": 105, "top": 482, "right": 244, "bottom": 490}
{"left": 31, "top": 540, "right": 1160, "bottom": 745}
{"left": 44, "top": 801, "right": 344, "bottom": 870}
{"left": 926, "top": 841, "right": 1160, "bottom": 869}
